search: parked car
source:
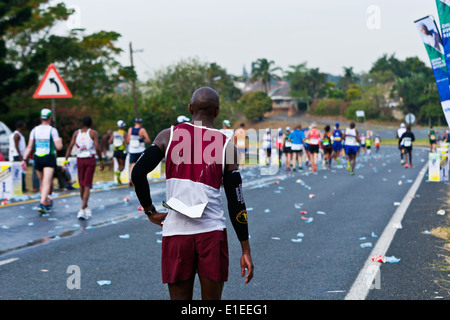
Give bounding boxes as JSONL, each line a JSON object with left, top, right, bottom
{"left": 0, "top": 121, "right": 12, "bottom": 161}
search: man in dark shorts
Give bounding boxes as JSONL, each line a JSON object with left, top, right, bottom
{"left": 110, "top": 120, "right": 127, "bottom": 184}
{"left": 131, "top": 87, "right": 254, "bottom": 300}
{"left": 22, "top": 108, "right": 63, "bottom": 214}
{"left": 400, "top": 125, "right": 415, "bottom": 168}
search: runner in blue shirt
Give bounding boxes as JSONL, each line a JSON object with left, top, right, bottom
{"left": 289, "top": 124, "right": 305, "bottom": 171}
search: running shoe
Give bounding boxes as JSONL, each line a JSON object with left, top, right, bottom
{"left": 404, "top": 163, "right": 409, "bottom": 168}
{"left": 115, "top": 171, "right": 122, "bottom": 184}
{"left": 84, "top": 207, "right": 92, "bottom": 219}
{"left": 47, "top": 197, "right": 53, "bottom": 208}
{"left": 351, "top": 171, "right": 355, "bottom": 176}
{"left": 77, "top": 209, "right": 87, "bottom": 220}
{"left": 347, "top": 162, "right": 351, "bottom": 171}
{"left": 37, "top": 203, "right": 51, "bottom": 215}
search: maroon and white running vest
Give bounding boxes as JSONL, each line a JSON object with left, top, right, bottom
{"left": 163, "top": 122, "right": 231, "bottom": 236}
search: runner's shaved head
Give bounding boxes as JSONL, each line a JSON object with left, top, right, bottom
{"left": 190, "top": 87, "right": 220, "bottom": 117}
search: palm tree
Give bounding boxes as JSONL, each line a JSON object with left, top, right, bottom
{"left": 250, "top": 58, "right": 282, "bottom": 93}
{"left": 339, "top": 66, "right": 359, "bottom": 92}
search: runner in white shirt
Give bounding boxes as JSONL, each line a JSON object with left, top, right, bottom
{"left": 65, "top": 116, "right": 104, "bottom": 220}
{"left": 22, "top": 108, "right": 63, "bottom": 215}
{"left": 126, "top": 118, "right": 151, "bottom": 185}
{"left": 396, "top": 123, "right": 406, "bottom": 164}
{"left": 9, "top": 120, "right": 27, "bottom": 192}
{"left": 343, "top": 121, "right": 360, "bottom": 175}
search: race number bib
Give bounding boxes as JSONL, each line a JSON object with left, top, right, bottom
{"left": 35, "top": 139, "right": 51, "bottom": 156}
{"left": 403, "top": 138, "right": 412, "bottom": 147}
{"left": 130, "top": 136, "right": 140, "bottom": 148}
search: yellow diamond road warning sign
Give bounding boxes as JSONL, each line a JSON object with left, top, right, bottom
{"left": 33, "top": 63, "right": 72, "bottom": 99}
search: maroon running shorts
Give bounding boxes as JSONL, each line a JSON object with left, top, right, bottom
{"left": 77, "top": 157, "right": 96, "bottom": 188}
{"left": 161, "top": 230, "right": 229, "bottom": 284}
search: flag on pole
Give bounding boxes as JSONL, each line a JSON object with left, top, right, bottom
{"left": 415, "top": 15, "right": 450, "bottom": 127}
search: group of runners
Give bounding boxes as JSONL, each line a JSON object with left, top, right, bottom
{"left": 12, "top": 89, "right": 450, "bottom": 301}
{"left": 260, "top": 121, "right": 381, "bottom": 175}
{"left": 17, "top": 105, "right": 448, "bottom": 221}
{"left": 16, "top": 108, "right": 152, "bottom": 219}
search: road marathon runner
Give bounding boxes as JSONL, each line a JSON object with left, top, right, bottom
{"left": 306, "top": 122, "right": 321, "bottom": 173}
{"left": 283, "top": 126, "right": 293, "bottom": 171}
{"left": 427, "top": 125, "right": 438, "bottom": 152}
{"left": 366, "top": 130, "right": 373, "bottom": 155}
{"left": 289, "top": 124, "right": 305, "bottom": 171}
{"left": 220, "top": 119, "right": 234, "bottom": 139}
{"left": 261, "top": 128, "right": 272, "bottom": 166}
{"left": 400, "top": 125, "right": 415, "bottom": 168}
{"left": 64, "top": 116, "right": 104, "bottom": 220}
{"left": 110, "top": 120, "right": 128, "bottom": 184}
{"left": 343, "top": 121, "right": 359, "bottom": 176}
{"left": 234, "top": 123, "right": 247, "bottom": 168}
{"left": 396, "top": 123, "right": 406, "bottom": 164}
{"left": 374, "top": 134, "right": 381, "bottom": 153}
{"left": 332, "top": 123, "right": 343, "bottom": 165}
{"left": 303, "top": 127, "right": 311, "bottom": 169}
{"left": 275, "top": 128, "right": 284, "bottom": 168}
{"left": 131, "top": 87, "right": 253, "bottom": 300}
{"left": 321, "top": 125, "right": 333, "bottom": 168}
{"left": 127, "top": 118, "right": 151, "bottom": 185}
{"left": 22, "top": 108, "right": 63, "bottom": 215}
{"left": 359, "top": 132, "right": 366, "bottom": 155}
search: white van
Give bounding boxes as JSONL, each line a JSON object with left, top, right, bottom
{"left": 0, "top": 121, "right": 12, "bottom": 160}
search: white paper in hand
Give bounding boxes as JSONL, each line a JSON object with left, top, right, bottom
{"left": 163, "top": 198, "right": 207, "bottom": 218}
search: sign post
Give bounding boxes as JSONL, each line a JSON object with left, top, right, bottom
{"left": 33, "top": 63, "right": 72, "bottom": 125}
{"left": 405, "top": 113, "right": 416, "bottom": 125}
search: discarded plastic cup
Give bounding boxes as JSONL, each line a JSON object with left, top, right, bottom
{"left": 371, "top": 255, "right": 385, "bottom": 263}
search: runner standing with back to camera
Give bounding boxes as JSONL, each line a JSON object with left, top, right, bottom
{"left": 131, "top": 87, "right": 254, "bottom": 300}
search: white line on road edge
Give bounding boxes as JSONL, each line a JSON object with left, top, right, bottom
{"left": 0, "top": 258, "right": 19, "bottom": 267}
{"left": 345, "top": 162, "right": 428, "bottom": 300}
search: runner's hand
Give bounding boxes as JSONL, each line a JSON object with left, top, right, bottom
{"left": 147, "top": 211, "right": 167, "bottom": 227}
{"left": 240, "top": 252, "right": 254, "bottom": 284}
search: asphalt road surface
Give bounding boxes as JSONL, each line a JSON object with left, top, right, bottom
{"left": 0, "top": 145, "right": 448, "bottom": 303}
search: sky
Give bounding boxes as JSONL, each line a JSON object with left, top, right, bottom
{"left": 51, "top": 0, "right": 441, "bottom": 81}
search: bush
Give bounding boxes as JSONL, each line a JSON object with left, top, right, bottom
{"left": 345, "top": 99, "right": 379, "bottom": 120}
{"left": 239, "top": 91, "right": 272, "bottom": 120}
{"left": 311, "top": 99, "right": 343, "bottom": 116}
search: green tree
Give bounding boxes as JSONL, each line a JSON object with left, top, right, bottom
{"left": 346, "top": 84, "right": 362, "bottom": 101}
{"left": 321, "top": 81, "right": 345, "bottom": 99}
{"left": 250, "top": 58, "right": 282, "bottom": 93}
{"left": 2, "top": 0, "right": 130, "bottom": 143}
{"left": 338, "top": 66, "right": 359, "bottom": 92}
{"left": 238, "top": 91, "right": 272, "bottom": 120}
{"left": 0, "top": 0, "right": 34, "bottom": 113}
{"left": 285, "top": 63, "right": 327, "bottom": 109}
{"left": 138, "top": 58, "right": 239, "bottom": 138}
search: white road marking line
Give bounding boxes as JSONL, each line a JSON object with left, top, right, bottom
{"left": 345, "top": 162, "right": 428, "bottom": 300}
{"left": 0, "top": 258, "right": 19, "bottom": 267}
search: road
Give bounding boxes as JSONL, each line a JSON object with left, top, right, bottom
{"left": 0, "top": 145, "right": 448, "bottom": 303}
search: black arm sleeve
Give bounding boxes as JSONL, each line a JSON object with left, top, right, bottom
{"left": 223, "top": 169, "right": 249, "bottom": 242}
{"left": 131, "top": 144, "right": 164, "bottom": 208}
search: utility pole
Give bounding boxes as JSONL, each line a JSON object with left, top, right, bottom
{"left": 129, "top": 42, "right": 142, "bottom": 119}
